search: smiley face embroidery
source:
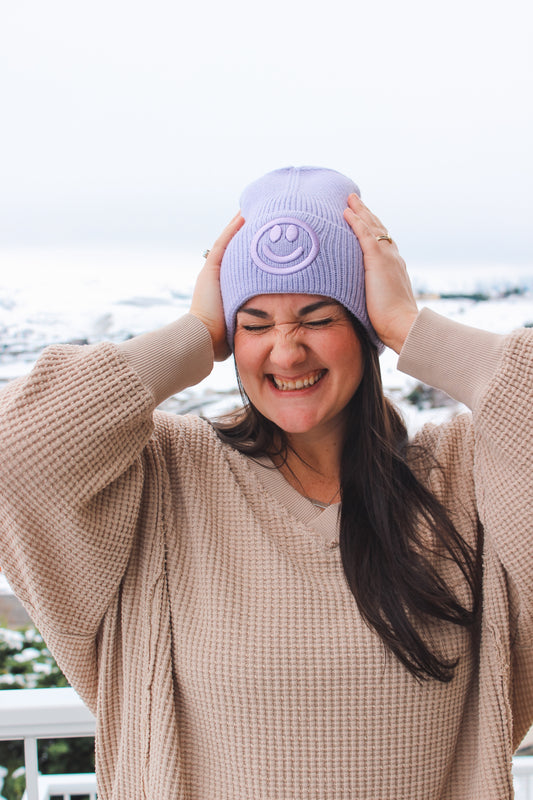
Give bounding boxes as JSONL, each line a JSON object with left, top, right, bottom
{"left": 250, "top": 217, "right": 320, "bottom": 274}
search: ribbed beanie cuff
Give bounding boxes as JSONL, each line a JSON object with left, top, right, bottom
{"left": 220, "top": 166, "right": 383, "bottom": 352}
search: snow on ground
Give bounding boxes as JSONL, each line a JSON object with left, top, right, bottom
{"left": 0, "top": 246, "right": 531, "bottom": 415}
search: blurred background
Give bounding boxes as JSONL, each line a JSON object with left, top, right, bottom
{"left": 1, "top": 0, "right": 532, "bottom": 261}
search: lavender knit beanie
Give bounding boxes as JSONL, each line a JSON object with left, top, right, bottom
{"left": 220, "top": 166, "right": 383, "bottom": 352}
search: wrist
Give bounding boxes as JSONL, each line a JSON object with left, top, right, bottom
{"left": 189, "top": 310, "right": 229, "bottom": 362}
{"left": 384, "top": 311, "right": 419, "bottom": 354}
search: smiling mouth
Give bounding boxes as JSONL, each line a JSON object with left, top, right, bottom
{"left": 263, "top": 245, "right": 304, "bottom": 263}
{"left": 271, "top": 370, "right": 326, "bottom": 392}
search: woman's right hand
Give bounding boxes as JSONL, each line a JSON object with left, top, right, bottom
{"left": 190, "top": 212, "right": 245, "bottom": 361}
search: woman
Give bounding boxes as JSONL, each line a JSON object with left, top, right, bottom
{"left": 0, "top": 166, "right": 531, "bottom": 800}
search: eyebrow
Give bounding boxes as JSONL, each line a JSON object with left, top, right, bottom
{"left": 237, "top": 300, "right": 338, "bottom": 319}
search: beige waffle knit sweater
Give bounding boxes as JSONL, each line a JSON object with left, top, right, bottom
{"left": 0, "top": 308, "right": 532, "bottom": 800}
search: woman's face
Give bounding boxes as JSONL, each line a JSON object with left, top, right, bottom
{"left": 233, "top": 294, "right": 364, "bottom": 441}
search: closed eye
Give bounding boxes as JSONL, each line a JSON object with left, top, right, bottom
{"left": 303, "top": 318, "right": 333, "bottom": 328}
{"left": 241, "top": 324, "right": 274, "bottom": 332}
{"left": 241, "top": 319, "right": 334, "bottom": 332}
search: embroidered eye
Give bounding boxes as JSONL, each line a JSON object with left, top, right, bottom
{"left": 286, "top": 224, "right": 298, "bottom": 242}
{"left": 269, "top": 225, "right": 282, "bottom": 243}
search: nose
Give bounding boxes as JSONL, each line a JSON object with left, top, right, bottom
{"left": 268, "top": 326, "right": 307, "bottom": 371}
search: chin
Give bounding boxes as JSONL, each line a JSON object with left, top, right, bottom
{"left": 268, "top": 412, "right": 334, "bottom": 437}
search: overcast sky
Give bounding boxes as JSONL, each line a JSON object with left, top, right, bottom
{"left": 0, "top": 0, "right": 532, "bottom": 265}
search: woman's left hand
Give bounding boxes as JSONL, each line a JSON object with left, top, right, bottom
{"left": 344, "top": 194, "right": 418, "bottom": 353}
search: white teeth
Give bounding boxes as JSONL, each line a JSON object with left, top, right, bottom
{"left": 272, "top": 371, "right": 324, "bottom": 391}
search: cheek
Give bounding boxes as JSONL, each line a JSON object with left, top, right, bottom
{"left": 234, "top": 339, "right": 263, "bottom": 385}
{"left": 330, "top": 335, "right": 365, "bottom": 397}
{"left": 326, "top": 330, "right": 363, "bottom": 369}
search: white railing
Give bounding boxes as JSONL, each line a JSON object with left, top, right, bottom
{"left": 0, "top": 688, "right": 96, "bottom": 800}
{"left": 1, "top": 687, "right": 533, "bottom": 799}
{"left": 514, "top": 757, "right": 533, "bottom": 800}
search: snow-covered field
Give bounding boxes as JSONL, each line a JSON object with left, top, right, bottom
{"left": 0, "top": 246, "right": 532, "bottom": 595}
{"left": 1, "top": 246, "right": 531, "bottom": 411}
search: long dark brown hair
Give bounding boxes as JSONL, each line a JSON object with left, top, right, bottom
{"left": 212, "top": 315, "right": 482, "bottom": 682}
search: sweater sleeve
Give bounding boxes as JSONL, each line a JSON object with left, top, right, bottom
{"left": 0, "top": 313, "right": 214, "bottom": 642}
{"left": 398, "top": 309, "right": 533, "bottom": 748}
{"left": 398, "top": 308, "right": 533, "bottom": 631}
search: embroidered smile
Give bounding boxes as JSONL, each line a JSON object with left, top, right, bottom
{"left": 263, "top": 245, "right": 304, "bottom": 263}
{"left": 271, "top": 370, "right": 326, "bottom": 391}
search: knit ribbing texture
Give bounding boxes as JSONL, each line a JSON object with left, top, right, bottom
{"left": 220, "top": 166, "right": 383, "bottom": 351}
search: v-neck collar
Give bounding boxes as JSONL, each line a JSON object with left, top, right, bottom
{"left": 246, "top": 455, "right": 340, "bottom": 547}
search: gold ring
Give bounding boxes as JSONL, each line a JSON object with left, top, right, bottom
{"left": 376, "top": 234, "right": 393, "bottom": 244}
{"left": 202, "top": 249, "right": 211, "bottom": 258}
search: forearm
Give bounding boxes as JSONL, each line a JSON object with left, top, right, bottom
{"left": 397, "top": 308, "right": 507, "bottom": 410}
{"left": 118, "top": 313, "right": 214, "bottom": 406}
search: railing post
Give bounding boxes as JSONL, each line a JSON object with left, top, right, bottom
{"left": 23, "top": 737, "right": 39, "bottom": 800}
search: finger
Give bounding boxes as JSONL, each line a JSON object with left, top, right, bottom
{"left": 343, "top": 207, "right": 381, "bottom": 247}
{"left": 347, "top": 194, "right": 388, "bottom": 235}
{"left": 343, "top": 207, "right": 399, "bottom": 263}
{"left": 347, "top": 193, "right": 381, "bottom": 225}
{"left": 207, "top": 213, "right": 245, "bottom": 264}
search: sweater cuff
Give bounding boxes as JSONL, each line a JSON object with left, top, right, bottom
{"left": 397, "top": 308, "right": 507, "bottom": 410}
{"left": 117, "top": 313, "right": 214, "bottom": 406}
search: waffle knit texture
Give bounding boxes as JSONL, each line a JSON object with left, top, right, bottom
{"left": 220, "top": 166, "right": 383, "bottom": 351}
{"left": 0, "top": 310, "right": 532, "bottom": 800}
